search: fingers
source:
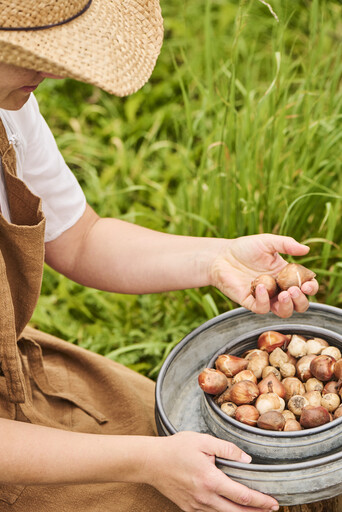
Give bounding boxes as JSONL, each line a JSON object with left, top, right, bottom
{"left": 271, "top": 287, "right": 312, "bottom": 318}
{"left": 270, "top": 291, "right": 294, "bottom": 318}
{"left": 207, "top": 493, "right": 278, "bottom": 512}
{"left": 288, "top": 287, "right": 310, "bottom": 312}
{"left": 204, "top": 439, "right": 279, "bottom": 510}
{"left": 248, "top": 285, "right": 271, "bottom": 315}
{"left": 166, "top": 433, "right": 279, "bottom": 512}
{"left": 255, "top": 285, "right": 271, "bottom": 313}
{"left": 252, "top": 283, "right": 316, "bottom": 318}
{"left": 301, "top": 278, "right": 319, "bottom": 296}
{"left": 250, "top": 285, "right": 295, "bottom": 317}
{"left": 213, "top": 470, "right": 279, "bottom": 511}
{"left": 205, "top": 436, "right": 252, "bottom": 464}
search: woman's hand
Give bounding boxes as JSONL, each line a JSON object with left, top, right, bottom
{"left": 144, "top": 431, "right": 278, "bottom": 512}
{"left": 209, "top": 234, "right": 318, "bottom": 318}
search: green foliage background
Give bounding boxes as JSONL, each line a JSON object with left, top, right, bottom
{"left": 33, "top": 0, "right": 342, "bottom": 378}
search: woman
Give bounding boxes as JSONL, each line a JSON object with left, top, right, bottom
{"left": 0, "top": 1, "right": 318, "bottom": 511}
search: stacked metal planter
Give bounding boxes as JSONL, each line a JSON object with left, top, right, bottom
{"left": 155, "top": 304, "right": 342, "bottom": 506}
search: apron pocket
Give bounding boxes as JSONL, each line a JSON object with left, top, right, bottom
{"left": 0, "top": 484, "right": 25, "bottom": 505}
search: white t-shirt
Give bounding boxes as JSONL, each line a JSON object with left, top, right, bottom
{"left": 0, "top": 94, "right": 86, "bottom": 242}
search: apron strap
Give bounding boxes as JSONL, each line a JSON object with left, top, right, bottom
{"left": 19, "top": 336, "right": 108, "bottom": 424}
{"left": 0, "top": 121, "right": 26, "bottom": 403}
{"left": 0, "top": 251, "right": 26, "bottom": 403}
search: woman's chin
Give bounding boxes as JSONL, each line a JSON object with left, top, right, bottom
{"left": 0, "top": 92, "right": 31, "bottom": 111}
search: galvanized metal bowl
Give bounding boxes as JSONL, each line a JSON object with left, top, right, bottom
{"left": 155, "top": 303, "right": 342, "bottom": 506}
{"left": 203, "top": 323, "right": 342, "bottom": 463}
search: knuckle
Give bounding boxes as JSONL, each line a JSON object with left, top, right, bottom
{"left": 237, "top": 490, "right": 252, "bottom": 506}
{"left": 261, "top": 306, "right": 271, "bottom": 315}
{"left": 200, "top": 473, "right": 216, "bottom": 492}
{"left": 189, "top": 487, "right": 209, "bottom": 508}
{"left": 252, "top": 304, "right": 270, "bottom": 315}
{"left": 225, "top": 441, "right": 238, "bottom": 455}
{"left": 277, "top": 310, "right": 291, "bottom": 319}
{"left": 196, "top": 493, "right": 211, "bottom": 507}
{"left": 297, "top": 304, "right": 309, "bottom": 313}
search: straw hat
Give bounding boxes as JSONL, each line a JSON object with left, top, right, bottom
{"left": 0, "top": 0, "right": 164, "bottom": 96}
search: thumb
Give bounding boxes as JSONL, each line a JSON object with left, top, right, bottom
{"left": 266, "top": 235, "right": 310, "bottom": 257}
{"left": 207, "top": 437, "right": 252, "bottom": 464}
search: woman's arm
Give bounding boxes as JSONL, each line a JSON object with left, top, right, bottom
{"left": 0, "top": 419, "right": 278, "bottom": 511}
{"left": 45, "top": 204, "right": 224, "bottom": 293}
{"left": 45, "top": 203, "right": 318, "bottom": 318}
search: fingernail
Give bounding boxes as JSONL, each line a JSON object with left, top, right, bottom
{"left": 290, "top": 289, "right": 300, "bottom": 298}
{"left": 240, "top": 453, "right": 252, "bottom": 463}
{"left": 257, "top": 284, "right": 267, "bottom": 295}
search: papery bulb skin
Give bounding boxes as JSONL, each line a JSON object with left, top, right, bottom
{"left": 286, "top": 351, "right": 298, "bottom": 366}
{"left": 283, "top": 419, "right": 302, "bottom": 431}
{"left": 321, "top": 393, "right": 340, "bottom": 412}
{"left": 300, "top": 405, "right": 331, "bottom": 429}
{"left": 232, "top": 370, "right": 257, "bottom": 385}
{"left": 258, "top": 373, "right": 286, "bottom": 399}
{"left": 257, "top": 411, "right": 285, "bottom": 431}
{"left": 305, "top": 378, "right": 323, "bottom": 393}
{"left": 333, "top": 406, "right": 342, "bottom": 419}
{"left": 227, "top": 380, "right": 260, "bottom": 406}
{"left": 303, "top": 391, "right": 322, "bottom": 408}
{"left": 235, "top": 405, "right": 259, "bottom": 426}
{"left": 198, "top": 368, "right": 228, "bottom": 395}
{"left": 306, "top": 337, "right": 329, "bottom": 355}
{"left": 220, "top": 402, "right": 237, "bottom": 417}
{"left": 321, "top": 346, "right": 341, "bottom": 361}
{"left": 323, "top": 381, "right": 340, "bottom": 395}
{"left": 245, "top": 350, "right": 269, "bottom": 379}
{"left": 269, "top": 347, "right": 289, "bottom": 368}
{"left": 287, "top": 395, "right": 310, "bottom": 417}
{"left": 257, "top": 331, "right": 288, "bottom": 353}
{"left": 261, "top": 366, "right": 282, "bottom": 380}
{"left": 215, "top": 382, "right": 234, "bottom": 406}
{"left": 276, "top": 263, "right": 316, "bottom": 291}
{"left": 334, "top": 359, "right": 342, "bottom": 380}
{"left": 282, "top": 377, "right": 306, "bottom": 402}
{"left": 243, "top": 349, "right": 269, "bottom": 362}
{"left": 310, "top": 355, "right": 336, "bottom": 382}
{"left": 296, "top": 355, "right": 316, "bottom": 382}
{"left": 282, "top": 410, "right": 296, "bottom": 421}
{"left": 255, "top": 392, "right": 285, "bottom": 415}
{"left": 279, "top": 362, "right": 296, "bottom": 379}
{"left": 215, "top": 354, "right": 248, "bottom": 377}
{"left": 287, "top": 335, "right": 308, "bottom": 358}
{"left": 251, "top": 274, "right": 278, "bottom": 299}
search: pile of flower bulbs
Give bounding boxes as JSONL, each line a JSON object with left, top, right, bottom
{"left": 198, "top": 331, "right": 342, "bottom": 431}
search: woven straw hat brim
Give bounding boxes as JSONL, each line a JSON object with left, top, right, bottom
{"left": 0, "top": 0, "right": 164, "bottom": 97}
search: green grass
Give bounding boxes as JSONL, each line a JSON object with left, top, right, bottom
{"left": 33, "top": 0, "right": 342, "bottom": 378}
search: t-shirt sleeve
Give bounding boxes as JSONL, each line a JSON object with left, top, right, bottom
{"left": 19, "top": 95, "right": 87, "bottom": 242}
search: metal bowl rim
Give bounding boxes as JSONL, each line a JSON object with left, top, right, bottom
{"left": 205, "top": 323, "right": 342, "bottom": 437}
{"left": 215, "top": 447, "right": 342, "bottom": 472}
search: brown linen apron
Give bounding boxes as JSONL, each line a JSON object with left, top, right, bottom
{"left": 0, "top": 119, "right": 181, "bottom": 512}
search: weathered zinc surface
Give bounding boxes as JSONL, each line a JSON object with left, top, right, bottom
{"left": 155, "top": 304, "right": 342, "bottom": 506}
